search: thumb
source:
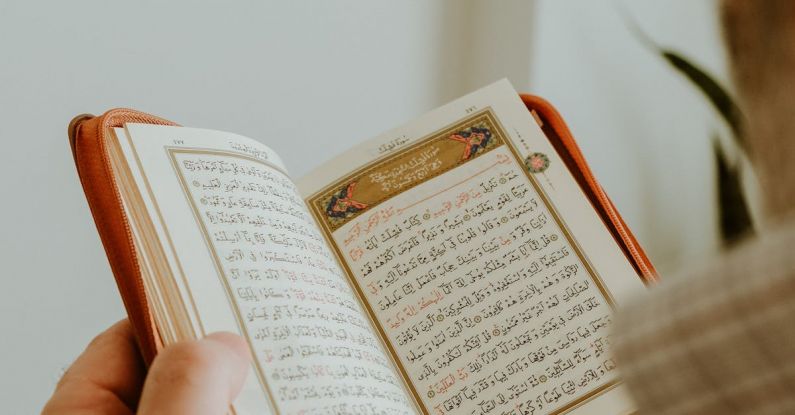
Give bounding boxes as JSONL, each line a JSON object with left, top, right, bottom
{"left": 137, "top": 332, "right": 251, "bottom": 415}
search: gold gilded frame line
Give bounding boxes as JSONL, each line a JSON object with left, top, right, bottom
{"left": 108, "top": 130, "right": 196, "bottom": 340}
{"left": 166, "top": 148, "right": 283, "bottom": 414}
{"left": 121, "top": 130, "right": 206, "bottom": 340}
{"left": 123, "top": 136, "right": 252, "bottom": 414}
{"left": 108, "top": 137, "right": 183, "bottom": 344}
{"left": 124, "top": 133, "right": 286, "bottom": 413}
{"left": 305, "top": 108, "right": 621, "bottom": 415}
{"left": 313, "top": 112, "right": 504, "bottom": 232}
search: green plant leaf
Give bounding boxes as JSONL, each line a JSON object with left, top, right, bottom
{"left": 661, "top": 51, "right": 746, "bottom": 153}
{"left": 621, "top": 10, "right": 748, "bottom": 154}
{"left": 713, "top": 137, "right": 754, "bottom": 245}
{"left": 620, "top": 9, "right": 756, "bottom": 245}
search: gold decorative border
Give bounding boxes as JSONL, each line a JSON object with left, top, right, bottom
{"left": 120, "top": 134, "right": 249, "bottom": 414}
{"left": 313, "top": 112, "right": 503, "bottom": 231}
{"left": 306, "top": 108, "right": 619, "bottom": 415}
{"left": 167, "top": 148, "right": 284, "bottom": 414}
{"left": 115, "top": 131, "right": 204, "bottom": 340}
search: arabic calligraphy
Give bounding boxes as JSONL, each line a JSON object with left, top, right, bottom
{"left": 173, "top": 150, "right": 412, "bottom": 415}
{"left": 333, "top": 147, "right": 617, "bottom": 415}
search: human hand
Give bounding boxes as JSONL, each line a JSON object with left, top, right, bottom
{"left": 41, "top": 319, "right": 250, "bottom": 415}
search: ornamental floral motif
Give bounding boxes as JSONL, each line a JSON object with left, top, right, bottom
{"left": 325, "top": 182, "right": 368, "bottom": 219}
{"left": 525, "top": 152, "right": 550, "bottom": 173}
{"left": 449, "top": 126, "right": 493, "bottom": 160}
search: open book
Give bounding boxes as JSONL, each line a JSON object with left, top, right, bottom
{"left": 69, "top": 80, "right": 655, "bottom": 415}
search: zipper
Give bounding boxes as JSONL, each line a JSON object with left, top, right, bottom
{"left": 528, "top": 98, "right": 658, "bottom": 283}
{"left": 75, "top": 109, "right": 179, "bottom": 358}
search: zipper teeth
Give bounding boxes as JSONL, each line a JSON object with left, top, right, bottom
{"left": 540, "top": 102, "right": 657, "bottom": 283}
{"left": 97, "top": 109, "right": 179, "bottom": 348}
{"left": 597, "top": 185, "right": 656, "bottom": 282}
{"left": 576, "top": 156, "right": 655, "bottom": 281}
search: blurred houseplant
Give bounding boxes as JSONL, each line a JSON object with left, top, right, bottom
{"left": 627, "top": 18, "right": 754, "bottom": 246}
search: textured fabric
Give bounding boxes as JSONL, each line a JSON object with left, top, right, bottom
{"left": 613, "top": 220, "right": 795, "bottom": 414}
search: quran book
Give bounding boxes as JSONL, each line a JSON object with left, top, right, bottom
{"left": 69, "top": 80, "right": 656, "bottom": 415}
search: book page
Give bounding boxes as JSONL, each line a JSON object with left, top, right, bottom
{"left": 299, "top": 80, "right": 646, "bottom": 415}
{"left": 113, "top": 125, "right": 414, "bottom": 415}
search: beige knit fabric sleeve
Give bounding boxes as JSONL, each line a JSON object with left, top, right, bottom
{"left": 612, "top": 221, "right": 795, "bottom": 414}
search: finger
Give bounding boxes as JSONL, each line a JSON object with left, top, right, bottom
{"left": 42, "top": 319, "right": 146, "bottom": 415}
{"left": 137, "top": 332, "right": 251, "bottom": 415}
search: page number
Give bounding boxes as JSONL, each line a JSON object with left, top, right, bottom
{"left": 173, "top": 139, "right": 185, "bottom": 145}
{"left": 465, "top": 106, "right": 477, "bottom": 114}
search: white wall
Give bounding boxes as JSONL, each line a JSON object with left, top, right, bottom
{"left": 0, "top": 1, "right": 534, "bottom": 413}
{"left": 530, "top": 0, "right": 731, "bottom": 273}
